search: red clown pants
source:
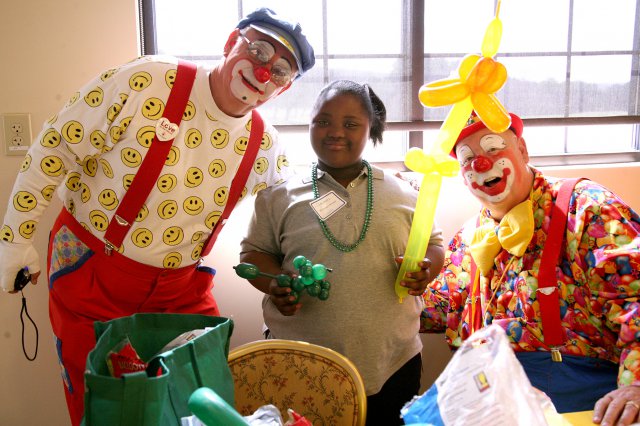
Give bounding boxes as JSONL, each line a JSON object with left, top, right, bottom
{"left": 47, "top": 208, "right": 219, "bottom": 426}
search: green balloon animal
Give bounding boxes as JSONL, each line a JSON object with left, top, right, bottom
{"left": 234, "top": 255, "right": 331, "bottom": 302}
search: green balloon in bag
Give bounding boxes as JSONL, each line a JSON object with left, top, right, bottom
{"left": 189, "top": 387, "right": 249, "bottom": 426}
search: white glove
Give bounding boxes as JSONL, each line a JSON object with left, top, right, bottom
{"left": 0, "top": 240, "right": 41, "bottom": 292}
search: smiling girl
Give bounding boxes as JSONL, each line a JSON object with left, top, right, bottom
{"left": 240, "top": 80, "right": 445, "bottom": 425}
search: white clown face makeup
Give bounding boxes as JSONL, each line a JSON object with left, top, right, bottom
{"left": 212, "top": 28, "right": 298, "bottom": 117}
{"left": 229, "top": 59, "right": 282, "bottom": 106}
{"left": 460, "top": 134, "right": 515, "bottom": 203}
{"left": 456, "top": 129, "right": 532, "bottom": 213}
{"left": 226, "top": 29, "right": 297, "bottom": 107}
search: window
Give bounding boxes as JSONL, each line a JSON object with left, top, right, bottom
{"left": 140, "top": 0, "right": 640, "bottom": 168}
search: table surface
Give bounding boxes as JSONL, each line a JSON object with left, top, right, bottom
{"left": 560, "top": 410, "right": 595, "bottom": 425}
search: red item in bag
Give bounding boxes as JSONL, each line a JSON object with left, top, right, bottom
{"left": 284, "top": 408, "right": 313, "bottom": 426}
{"left": 106, "top": 338, "right": 147, "bottom": 378}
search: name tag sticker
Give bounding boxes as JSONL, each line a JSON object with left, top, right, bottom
{"left": 309, "top": 191, "right": 346, "bottom": 221}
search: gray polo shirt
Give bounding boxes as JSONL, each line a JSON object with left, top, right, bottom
{"left": 240, "top": 164, "right": 443, "bottom": 395}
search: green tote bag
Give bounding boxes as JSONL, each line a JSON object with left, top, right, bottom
{"left": 82, "top": 313, "right": 234, "bottom": 426}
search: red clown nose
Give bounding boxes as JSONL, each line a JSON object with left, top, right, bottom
{"left": 254, "top": 66, "right": 271, "bottom": 83}
{"left": 472, "top": 155, "right": 493, "bottom": 173}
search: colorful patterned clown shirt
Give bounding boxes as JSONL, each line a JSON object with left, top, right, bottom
{"left": 421, "top": 168, "right": 640, "bottom": 387}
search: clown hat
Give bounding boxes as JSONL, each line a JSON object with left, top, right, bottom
{"left": 236, "top": 8, "right": 315, "bottom": 78}
{"left": 451, "top": 111, "right": 523, "bottom": 158}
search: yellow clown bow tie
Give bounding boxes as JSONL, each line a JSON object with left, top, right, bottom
{"left": 469, "top": 199, "right": 534, "bottom": 276}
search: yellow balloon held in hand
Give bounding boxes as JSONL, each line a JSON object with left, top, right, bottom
{"left": 395, "top": 1, "right": 509, "bottom": 302}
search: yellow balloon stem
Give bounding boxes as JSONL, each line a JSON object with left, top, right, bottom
{"left": 394, "top": 173, "right": 442, "bottom": 302}
{"left": 481, "top": 1, "right": 503, "bottom": 59}
{"left": 481, "top": 18, "right": 503, "bottom": 58}
{"left": 434, "top": 98, "right": 473, "bottom": 156}
{"left": 395, "top": 99, "right": 473, "bottom": 302}
{"left": 399, "top": 3, "right": 506, "bottom": 303}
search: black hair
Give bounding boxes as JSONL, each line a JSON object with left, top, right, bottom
{"left": 312, "top": 80, "right": 387, "bottom": 146}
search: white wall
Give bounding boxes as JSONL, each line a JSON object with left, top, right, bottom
{"left": 2, "top": 1, "right": 640, "bottom": 425}
{"left": 0, "top": 1, "right": 139, "bottom": 425}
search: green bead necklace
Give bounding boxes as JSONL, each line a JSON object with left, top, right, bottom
{"left": 311, "top": 160, "right": 374, "bottom": 252}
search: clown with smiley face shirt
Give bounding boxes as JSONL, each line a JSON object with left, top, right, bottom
{"left": 0, "top": 8, "right": 315, "bottom": 426}
{"left": 420, "top": 112, "right": 640, "bottom": 421}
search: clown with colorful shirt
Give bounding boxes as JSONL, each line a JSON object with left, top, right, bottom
{"left": 420, "top": 112, "right": 640, "bottom": 423}
{"left": 0, "top": 8, "right": 315, "bottom": 426}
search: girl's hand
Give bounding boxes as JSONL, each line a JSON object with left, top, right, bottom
{"left": 268, "top": 279, "right": 302, "bottom": 316}
{"left": 395, "top": 255, "right": 433, "bottom": 296}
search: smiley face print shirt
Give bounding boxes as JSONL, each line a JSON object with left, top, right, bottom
{"left": 0, "top": 56, "right": 292, "bottom": 268}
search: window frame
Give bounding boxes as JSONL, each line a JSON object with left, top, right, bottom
{"left": 138, "top": 0, "right": 640, "bottom": 169}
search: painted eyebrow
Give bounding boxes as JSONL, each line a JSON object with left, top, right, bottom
{"left": 457, "top": 145, "right": 473, "bottom": 157}
{"left": 479, "top": 134, "right": 506, "bottom": 150}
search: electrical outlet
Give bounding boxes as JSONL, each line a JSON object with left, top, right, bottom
{"left": 2, "top": 113, "right": 32, "bottom": 156}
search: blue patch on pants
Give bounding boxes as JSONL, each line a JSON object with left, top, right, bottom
{"left": 55, "top": 336, "right": 74, "bottom": 394}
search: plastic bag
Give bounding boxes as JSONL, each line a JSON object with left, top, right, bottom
{"left": 184, "top": 392, "right": 313, "bottom": 426}
{"left": 402, "top": 324, "right": 558, "bottom": 426}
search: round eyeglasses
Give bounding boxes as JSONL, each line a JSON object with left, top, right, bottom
{"left": 240, "top": 33, "right": 297, "bottom": 87}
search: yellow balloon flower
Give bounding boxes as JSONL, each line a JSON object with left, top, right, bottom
{"left": 418, "top": 30, "right": 511, "bottom": 133}
{"left": 394, "top": 3, "right": 509, "bottom": 302}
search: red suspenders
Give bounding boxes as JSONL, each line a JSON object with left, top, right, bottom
{"left": 103, "top": 59, "right": 264, "bottom": 259}
{"left": 103, "top": 60, "right": 197, "bottom": 254}
{"left": 469, "top": 177, "right": 583, "bottom": 352}
{"left": 537, "top": 177, "right": 583, "bottom": 348}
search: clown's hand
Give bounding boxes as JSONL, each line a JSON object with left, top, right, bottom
{"left": 0, "top": 240, "right": 40, "bottom": 293}
{"left": 394, "top": 172, "right": 421, "bottom": 191}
